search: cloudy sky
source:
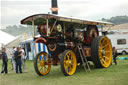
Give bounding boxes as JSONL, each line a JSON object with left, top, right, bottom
{"left": 0, "top": 0, "right": 128, "bottom": 29}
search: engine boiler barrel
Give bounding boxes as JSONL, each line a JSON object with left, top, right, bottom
{"left": 57, "top": 42, "right": 75, "bottom": 49}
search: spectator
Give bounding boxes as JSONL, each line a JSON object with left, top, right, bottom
{"left": 11, "top": 46, "right": 16, "bottom": 71}
{"left": 15, "top": 47, "right": 22, "bottom": 73}
{"left": 20, "top": 47, "right": 26, "bottom": 72}
{"left": 112, "top": 47, "right": 118, "bottom": 65}
{"left": 1, "top": 48, "right": 8, "bottom": 74}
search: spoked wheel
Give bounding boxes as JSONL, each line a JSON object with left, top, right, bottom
{"left": 91, "top": 36, "right": 112, "bottom": 68}
{"left": 34, "top": 52, "right": 51, "bottom": 76}
{"left": 60, "top": 50, "right": 77, "bottom": 76}
{"left": 85, "top": 25, "right": 99, "bottom": 45}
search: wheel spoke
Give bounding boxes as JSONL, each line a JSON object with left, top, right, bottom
{"left": 64, "top": 60, "right": 68, "bottom": 66}
{"left": 67, "top": 55, "right": 70, "bottom": 60}
{"left": 43, "top": 66, "right": 46, "bottom": 72}
{"left": 68, "top": 65, "right": 72, "bottom": 72}
{"left": 102, "top": 39, "right": 106, "bottom": 45}
{"left": 44, "top": 65, "right": 47, "bottom": 70}
{"left": 101, "top": 58, "right": 107, "bottom": 65}
{"left": 105, "top": 51, "right": 110, "bottom": 53}
{"left": 103, "top": 56, "right": 109, "bottom": 60}
{"left": 103, "top": 44, "right": 108, "bottom": 48}
{"left": 64, "top": 65, "right": 69, "bottom": 72}
{"left": 40, "top": 67, "right": 43, "bottom": 72}
{"left": 42, "top": 66, "right": 44, "bottom": 72}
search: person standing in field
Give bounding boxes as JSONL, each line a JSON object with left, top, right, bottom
{"left": 15, "top": 47, "right": 22, "bottom": 73}
{"left": 112, "top": 47, "right": 118, "bottom": 65}
{"left": 11, "top": 46, "right": 16, "bottom": 71}
{"left": 20, "top": 47, "right": 26, "bottom": 72}
{"left": 1, "top": 48, "right": 8, "bottom": 74}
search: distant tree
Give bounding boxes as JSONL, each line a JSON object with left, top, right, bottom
{"left": 101, "top": 15, "right": 128, "bottom": 25}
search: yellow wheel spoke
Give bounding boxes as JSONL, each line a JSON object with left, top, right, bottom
{"left": 69, "top": 65, "right": 72, "bottom": 72}
{"left": 41, "top": 55, "right": 44, "bottom": 58}
{"left": 64, "top": 61, "right": 69, "bottom": 66}
{"left": 67, "top": 55, "right": 70, "bottom": 60}
{"left": 99, "top": 50, "right": 103, "bottom": 53}
{"left": 39, "top": 67, "right": 43, "bottom": 72}
{"left": 103, "top": 56, "right": 109, "bottom": 60}
{"left": 43, "top": 66, "right": 46, "bottom": 72}
{"left": 99, "top": 46, "right": 102, "bottom": 49}
{"left": 105, "top": 51, "right": 110, "bottom": 53}
{"left": 64, "top": 65, "right": 69, "bottom": 72}
{"left": 101, "top": 58, "right": 106, "bottom": 65}
{"left": 103, "top": 44, "right": 108, "bottom": 48}
{"left": 105, "top": 57, "right": 109, "bottom": 60}
{"left": 102, "top": 39, "right": 106, "bottom": 45}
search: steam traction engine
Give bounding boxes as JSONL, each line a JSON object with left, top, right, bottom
{"left": 21, "top": 14, "right": 113, "bottom": 76}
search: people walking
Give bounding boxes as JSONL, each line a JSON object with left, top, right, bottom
{"left": 1, "top": 48, "right": 8, "bottom": 74}
{"left": 15, "top": 47, "right": 22, "bottom": 73}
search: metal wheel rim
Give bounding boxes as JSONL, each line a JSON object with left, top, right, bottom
{"left": 64, "top": 51, "right": 77, "bottom": 75}
{"left": 37, "top": 52, "right": 51, "bottom": 75}
{"left": 98, "top": 37, "right": 112, "bottom": 67}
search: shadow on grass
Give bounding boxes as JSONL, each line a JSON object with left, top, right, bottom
{"left": 32, "top": 64, "right": 100, "bottom": 79}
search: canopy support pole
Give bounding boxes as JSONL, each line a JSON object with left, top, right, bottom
{"left": 50, "top": 19, "right": 57, "bottom": 35}
{"left": 63, "top": 22, "right": 66, "bottom": 39}
{"left": 32, "top": 20, "right": 35, "bottom": 37}
{"left": 46, "top": 19, "right": 49, "bottom": 36}
{"left": 32, "top": 19, "right": 37, "bottom": 58}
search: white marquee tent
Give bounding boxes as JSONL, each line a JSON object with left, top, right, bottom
{"left": 0, "top": 30, "right": 15, "bottom": 49}
{"left": 5, "top": 36, "right": 21, "bottom": 48}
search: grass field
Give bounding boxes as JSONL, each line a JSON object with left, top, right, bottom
{"left": 0, "top": 57, "right": 128, "bottom": 85}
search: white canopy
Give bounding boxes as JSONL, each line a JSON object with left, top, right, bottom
{"left": 5, "top": 36, "right": 21, "bottom": 48}
{"left": 0, "top": 30, "right": 15, "bottom": 49}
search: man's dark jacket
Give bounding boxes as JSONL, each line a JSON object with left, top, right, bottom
{"left": 2, "top": 51, "right": 8, "bottom": 63}
{"left": 14, "top": 51, "right": 21, "bottom": 61}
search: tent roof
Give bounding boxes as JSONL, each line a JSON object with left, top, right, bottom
{"left": 0, "top": 30, "right": 15, "bottom": 48}
{"left": 5, "top": 36, "right": 21, "bottom": 48}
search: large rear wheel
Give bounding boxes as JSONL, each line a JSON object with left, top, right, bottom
{"left": 91, "top": 36, "right": 112, "bottom": 68}
{"left": 60, "top": 50, "right": 77, "bottom": 76}
{"left": 34, "top": 52, "right": 51, "bottom": 76}
{"left": 85, "top": 25, "right": 99, "bottom": 45}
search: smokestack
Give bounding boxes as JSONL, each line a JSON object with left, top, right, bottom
{"left": 51, "top": 0, "right": 58, "bottom": 14}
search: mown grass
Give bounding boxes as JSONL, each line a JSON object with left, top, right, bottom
{"left": 0, "top": 58, "right": 128, "bottom": 85}
{"left": 118, "top": 55, "right": 128, "bottom": 57}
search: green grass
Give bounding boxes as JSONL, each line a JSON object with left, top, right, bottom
{"left": 118, "top": 55, "right": 128, "bottom": 57}
{"left": 0, "top": 59, "right": 128, "bottom": 85}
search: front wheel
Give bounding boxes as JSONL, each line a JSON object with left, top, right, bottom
{"left": 34, "top": 52, "right": 51, "bottom": 76}
{"left": 60, "top": 50, "right": 77, "bottom": 76}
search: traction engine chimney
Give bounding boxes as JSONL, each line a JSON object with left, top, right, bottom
{"left": 51, "top": 0, "right": 58, "bottom": 14}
